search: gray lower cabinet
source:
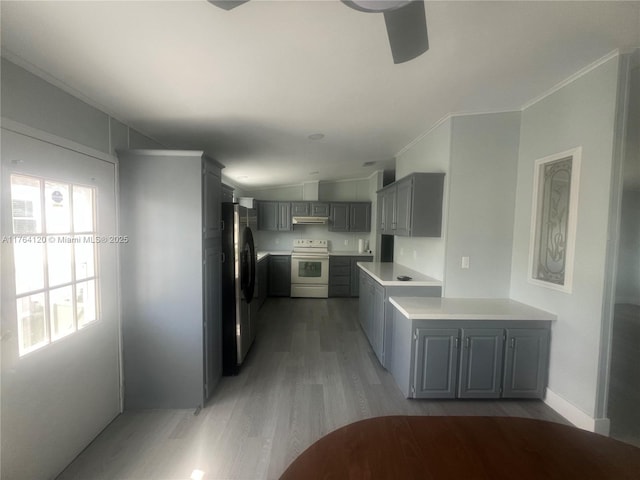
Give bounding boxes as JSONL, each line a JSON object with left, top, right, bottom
{"left": 458, "top": 328, "right": 505, "bottom": 398}
{"left": 256, "top": 257, "right": 269, "bottom": 310}
{"left": 329, "top": 256, "right": 372, "bottom": 297}
{"left": 413, "top": 328, "right": 459, "bottom": 398}
{"left": 502, "top": 328, "right": 550, "bottom": 398}
{"left": 269, "top": 255, "right": 291, "bottom": 296}
{"left": 393, "top": 316, "right": 551, "bottom": 400}
{"left": 358, "top": 268, "right": 441, "bottom": 367}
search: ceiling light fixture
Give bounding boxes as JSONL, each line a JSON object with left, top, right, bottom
{"left": 362, "top": 161, "right": 376, "bottom": 167}
{"left": 309, "top": 171, "right": 319, "bottom": 175}
{"left": 308, "top": 133, "right": 325, "bottom": 141}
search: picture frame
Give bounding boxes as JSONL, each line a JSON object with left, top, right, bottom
{"left": 528, "top": 147, "right": 581, "bottom": 293}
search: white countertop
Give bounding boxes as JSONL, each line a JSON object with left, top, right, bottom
{"left": 257, "top": 251, "right": 290, "bottom": 262}
{"left": 330, "top": 251, "right": 374, "bottom": 257}
{"left": 356, "top": 262, "right": 442, "bottom": 287}
{"left": 388, "top": 297, "right": 556, "bottom": 321}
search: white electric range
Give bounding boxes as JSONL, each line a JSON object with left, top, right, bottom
{"left": 290, "top": 239, "right": 329, "bottom": 298}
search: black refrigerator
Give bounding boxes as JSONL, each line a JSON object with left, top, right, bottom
{"left": 221, "top": 203, "right": 257, "bottom": 375}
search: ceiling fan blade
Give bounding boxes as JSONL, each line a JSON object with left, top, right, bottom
{"left": 383, "top": 1, "right": 429, "bottom": 64}
{"left": 207, "top": 0, "right": 250, "bottom": 11}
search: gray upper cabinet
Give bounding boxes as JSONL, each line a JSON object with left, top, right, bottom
{"left": 329, "top": 203, "right": 350, "bottom": 232}
{"left": 291, "top": 202, "right": 310, "bottom": 216}
{"left": 118, "top": 149, "right": 224, "bottom": 409}
{"left": 350, "top": 203, "right": 371, "bottom": 232}
{"left": 502, "top": 329, "right": 550, "bottom": 398}
{"left": 329, "top": 202, "right": 371, "bottom": 232}
{"left": 311, "top": 202, "right": 330, "bottom": 216}
{"left": 258, "top": 201, "right": 292, "bottom": 231}
{"left": 377, "top": 172, "right": 444, "bottom": 237}
{"left": 413, "top": 328, "right": 459, "bottom": 398}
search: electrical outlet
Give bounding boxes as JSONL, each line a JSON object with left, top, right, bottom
{"left": 413, "top": 250, "right": 417, "bottom": 260}
{"left": 275, "top": 238, "right": 280, "bottom": 245}
{"left": 461, "top": 256, "right": 470, "bottom": 269}
{"left": 400, "top": 248, "right": 404, "bottom": 256}
{"left": 344, "top": 239, "right": 349, "bottom": 245}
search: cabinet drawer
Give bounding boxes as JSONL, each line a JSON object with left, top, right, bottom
{"left": 329, "top": 275, "right": 350, "bottom": 286}
{"left": 330, "top": 264, "right": 350, "bottom": 276}
{"left": 329, "top": 285, "right": 351, "bottom": 297}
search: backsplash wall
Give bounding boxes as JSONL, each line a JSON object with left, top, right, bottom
{"left": 255, "top": 225, "right": 372, "bottom": 253}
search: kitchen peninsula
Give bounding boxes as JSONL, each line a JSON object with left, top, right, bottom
{"left": 388, "top": 297, "right": 555, "bottom": 400}
{"left": 357, "top": 262, "right": 442, "bottom": 367}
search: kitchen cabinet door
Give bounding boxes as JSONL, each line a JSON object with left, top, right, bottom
{"left": 291, "top": 202, "right": 309, "bottom": 216}
{"left": 258, "top": 201, "right": 278, "bottom": 231}
{"left": 458, "top": 328, "right": 504, "bottom": 398}
{"left": 502, "top": 329, "right": 550, "bottom": 398}
{"left": 278, "top": 202, "right": 292, "bottom": 231}
{"left": 350, "top": 203, "right": 371, "bottom": 232}
{"left": 311, "top": 202, "right": 330, "bottom": 216}
{"left": 383, "top": 187, "right": 396, "bottom": 235}
{"left": 377, "top": 191, "right": 386, "bottom": 233}
{"left": 358, "top": 270, "right": 373, "bottom": 333}
{"left": 413, "top": 328, "right": 459, "bottom": 398}
{"left": 329, "top": 256, "right": 351, "bottom": 297}
{"left": 371, "top": 282, "right": 385, "bottom": 364}
{"left": 329, "top": 203, "right": 350, "bottom": 232}
{"left": 350, "top": 256, "right": 372, "bottom": 297}
{"left": 256, "top": 258, "right": 269, "bottom": 310}
{"left": 394, "top": 177, "right": 413, "bottom": 236}
{"left": 268, "top": 255, "right": 291, "bottom": 296}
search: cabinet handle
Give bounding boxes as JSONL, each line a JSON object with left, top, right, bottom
{"left": 221, "top": 252, "right": 226, "bottom": 263}
{"left": 455, "top": 337, "right": 459, "bottom": 349}
{"left": 510, "top": 337, "right": 515, "bottom": 349}
{"left": 465, "top": 337, "right": 470, "bottom": 349}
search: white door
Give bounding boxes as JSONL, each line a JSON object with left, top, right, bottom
{"left": 1, "top": 129, "right": 120, "bottom": 479}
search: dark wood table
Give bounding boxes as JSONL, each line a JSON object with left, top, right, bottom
{"left": 280, "top": 416, "right": 640, "bottom": 479}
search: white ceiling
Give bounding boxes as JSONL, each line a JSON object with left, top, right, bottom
{"left": 2, "top": 1, "right": 639, "bottom": 189}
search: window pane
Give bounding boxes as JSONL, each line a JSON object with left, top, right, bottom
{"left": 45, "top": 182, "right": 70, "bottom": 233}
{"left": 47, "top": 240, "right": 72, "bottom": 287}
{"left": 73, "top": 186, "right": 94, "bottom": 232}
{"left": 50, "top": 286, "right": 74, "bottom": 340}
{"left": 75, "top": 238, "right": 95, "bottom": 280}
{"left": 17, "top": 293, "right": 47, "bottom": 354}
{"left": 77, "top": 280, "right": 96, "bottom": 328}
{"left": 14, "top": 243, "right": 45, "bottom": 295}
{"left": 11, "top": 175, "right": 42, "bottom": 234}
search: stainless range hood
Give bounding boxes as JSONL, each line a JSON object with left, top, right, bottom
{"left": 292, "top": 216, "right": 329, "bottom": 225}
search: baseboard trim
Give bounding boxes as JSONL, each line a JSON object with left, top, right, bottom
{"left": 544, "top": 388, "right": 610, "bottom": 435}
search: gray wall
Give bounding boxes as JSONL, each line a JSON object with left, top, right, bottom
{"left": 445, "top": 113, "right": 520, "bottom": 297}
{"left": 509, "top": 56, "right": 621, "bottom": 419}
{"left": 395, "top": 119, "right": 451, "bottom": 279}
{"left": 616, "top": 62, "right": 640, "bottom": 305}
{"left": 1, "top": 59, "right": 164, "bottom": 154}
{"left": 0, "top": 58, "right": 164, "bottom": 479}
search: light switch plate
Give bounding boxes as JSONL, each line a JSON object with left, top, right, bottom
{"left": 461, "top": 256, "right": 470, "bottom": 269}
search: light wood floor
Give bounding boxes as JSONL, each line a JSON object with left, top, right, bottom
{"left": 58, "top": 298, "right": 569, "bottom": 480}
{"left": 608, "top": 303, "right": 640, "bottom": 448}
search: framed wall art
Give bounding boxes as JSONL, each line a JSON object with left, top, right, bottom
{"left": 528, "top": 147, "right": 581, "bottom": 293}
